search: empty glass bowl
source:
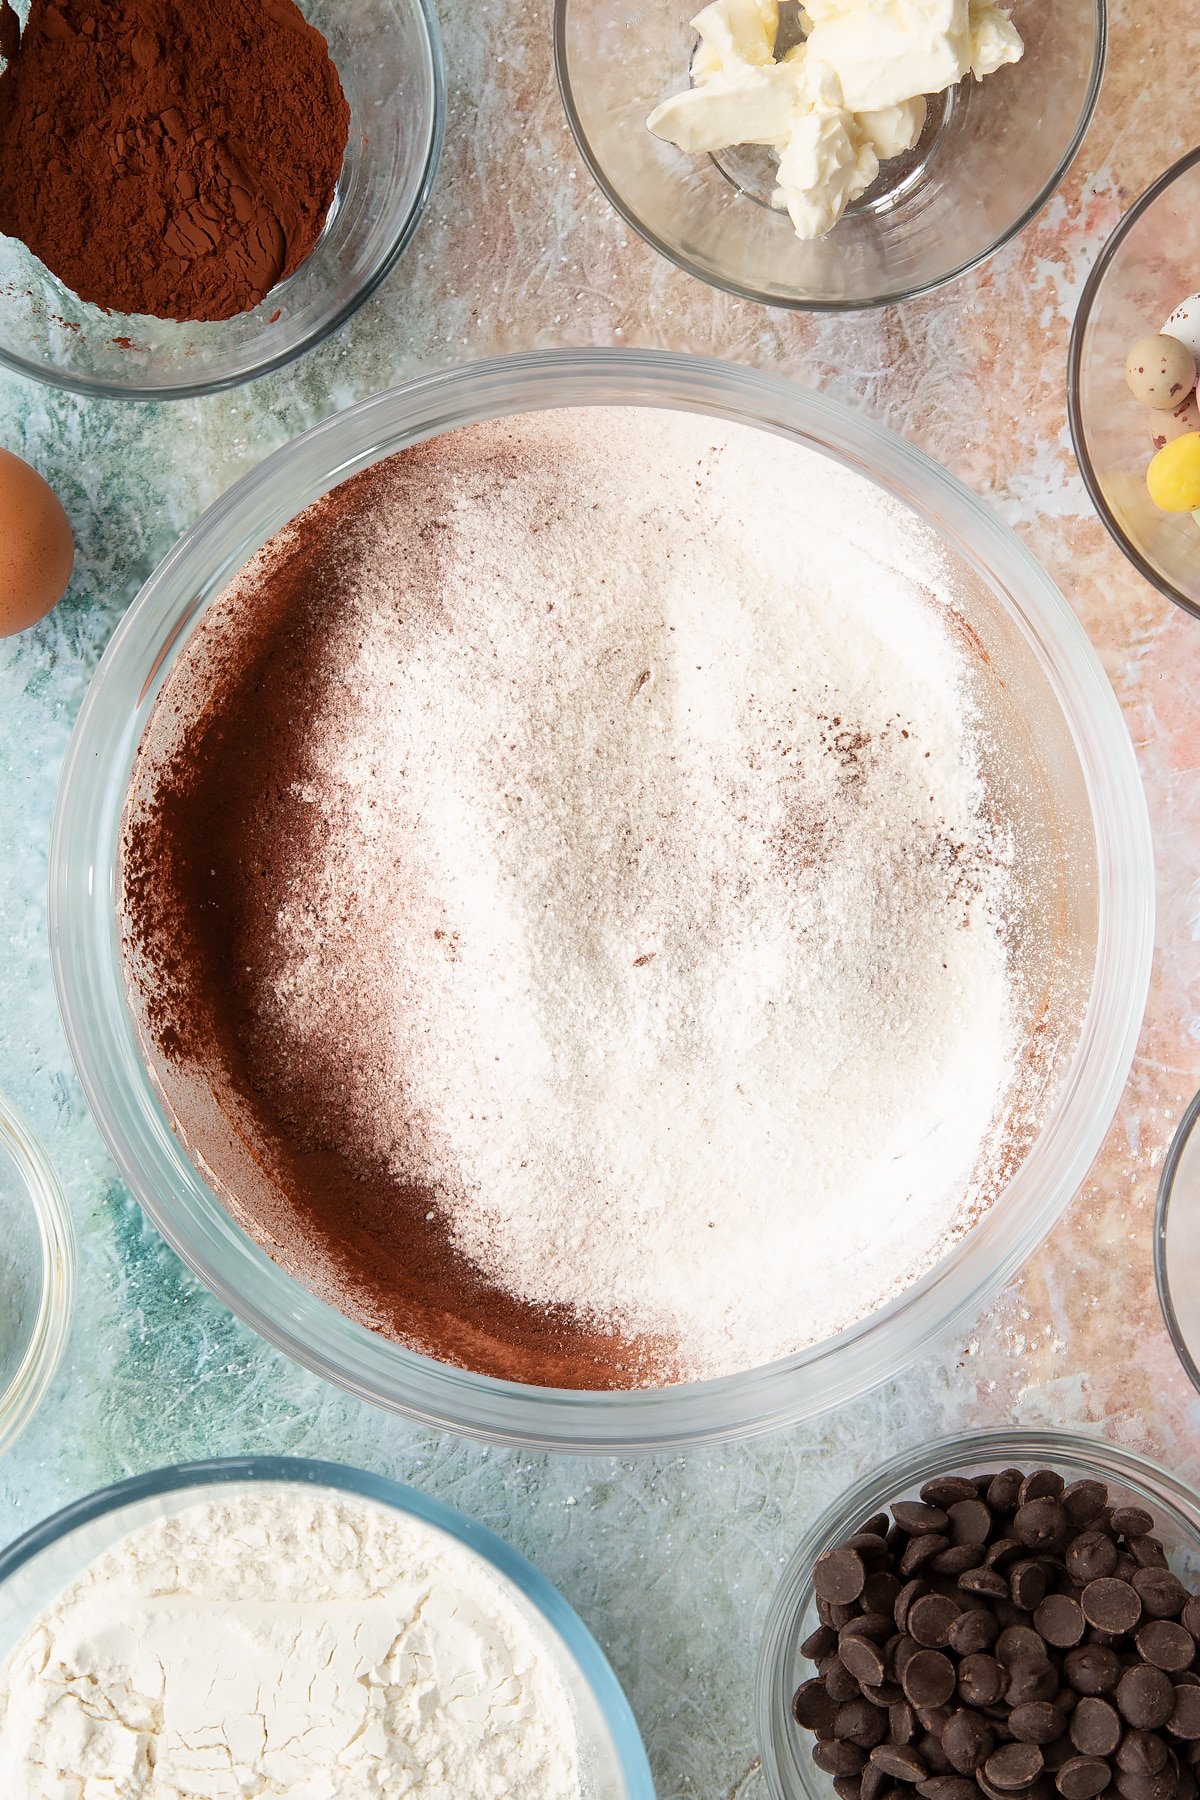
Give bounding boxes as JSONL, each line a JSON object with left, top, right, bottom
{"left": 554, "top": 0, "right": 1105, "bottom": 310}
{"left": 0, "top": 1092, "right": 73, "bottom": 1459}
{"left": 1069, "top": 149, "right": 1200, "bottom": 620}
{"left": 1155, "top": 1086, "right": 1200, "bottom": 1395}
{"left": 0, "top": 0, "right": 444, "bottom": 399}
{"left": 756, "top": 1429, "right": 1200, "bottom": 1800}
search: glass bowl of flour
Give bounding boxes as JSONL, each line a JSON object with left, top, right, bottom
{"left": 0, "top": 1092, "right": 73, "bottom": 1458}
{"left": 0, "top": 1457, "right": 654, "bottom": 1797}
{"left": 49, "top": 350, "right": 1153, "bottom": 1450}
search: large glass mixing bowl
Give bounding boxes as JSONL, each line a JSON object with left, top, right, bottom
{"left": 49, "top": 351, "right": 1153, "bottom": 1451}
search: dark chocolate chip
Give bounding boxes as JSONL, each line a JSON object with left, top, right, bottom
{"left": 1117, "top": 1734, "right": 1170, "bottom": 1777}
{"left": 1182, "top": 1601, "right": 1200, "bottom": 1643}
{"left": 950, "top": 1609, "right": 1002, "bottom": 1655}
{"left": 918, "top": 1730, "right": 954, "bottom": 1776}
{"left": 991, "top": 1541, "right": 1031, "bottom": 1572}
{"left": 1069, "top": 1537, "right": 1121, "bottom": 1587}
{"left": 796, "top": 1677, "right": 840, "bottom": 1729}
{"left": 816, "top": 1740, "right": 870, "bottom": 1775}
{"left": 1037, "top": 1596, "right": 1087, "bottom": 1649}
{"left": 891, "top": 1700, "right": 919, "bottom": 1745}
{"left": 862, "top": 1513, "right": 892, "bottom": 1537}
{"left": 1012, "top": 1563, "right": 1051, "bottom": 1611}
{"left": 948, "top": 1500, "right": 994, "bottom": 1547}
{"left": 1138, "top": 1624, "right": 1197, "bottom": 1675}
{"left": 1022, "top": 1473, "right": 1068, "bottom": 1505}
{"left": 963, "top": 1569, "right": 1014, "bottom": 1601}
{"left": 1112, "top": 1767, "right": 1179, "bottom": 1800}
{"left": 903, "top": 1650, "right": 958, "bottom": 1709}
{"left": 910, "top": 1595, "right": 962, "bottom": 1649}
{"left": 918, "top": 1779, "right": 980, "bottom": 1800}
{"left": 1062, "top": 1485, "right": 1111, "bottom": 1528}
{"left": 999, "top": 1627, "right": 1051, "bottom": 1669}
{"left": 942, "top": 1709, "right": 995, "bottom": 1773}
{"left": 1134, "top": 1573, "right": 1189, "bottom": 1622}
{"left": 845, "top": 1613, "right": 901, "bottom": 1644}
{"left": 959, "top": 1655, "right": 1008, "bottom": 1707}
{"left": 1170, "top": 1688, "right": 1200, "bottom": 1741}
{"left": 1111, "top": 1511, "right": 1156, "bottom": 1541}
{"left": 803, "top": 1624, "right": 839, "bottom": 1661}
{"left": 863, "top": 1681, "right": 906, "bottom": 1708}
{"left": 1083, "top": 1582, "right": 1143, "bottom": 1636}
{"left": 897, "top": 1582, "right": 932, "bottom": 1631}
{"left": 863, "top": 1768, "right": 893, "bottom": 1800}
{"left": 871, "top": 1744, "right": 930, "bottom": 1783}
{"left": 1016, "top": 1502, "right": 1069, "bottom": 1551}
{"left": 900, "top": 1537, "right": 953, "bottom": 1577}
{"left": 934, "top": 1546, "right": 988, "bottom": 1576}
{"left": 1056, "top": 1756, "right": 1114, "bottom": 1799}
{"left": 1071, "top": 1699, "right": 1123, "bottom": 1757}
{"left": 988, "top": 1472, "right": 1027, "bottom": 1514}
{"left": 1131, "top": 1541, "right": 1170, "bottom": 1573}
{"left": 1065, "top": 1647, "right": 1123, "bottom": 1698}
{"left": 986, "top": 1743, "right": 1047, "bottom": 1790}
{"left": 1118, "top": 1667, "right": 1178, "bottom": 1731}
{"left": 825, "top": 1656, "right": 863, "bottom": 1703}
{"left": 843, "top": 1636, "right": 891, "bottom": 1688}
{"left": 818, "top": 1547, "right": 870, "bottom": 1605}
{"left": 1008, "top": 1666, "right": 1064, "bottom": 1707}
{"left": 865, "top": 1573, "right": 906, "bottom": 1616}
{"left": 894, "top": 1502, "right": 953, "bottom": 1535}
{"left": 923, "top": 1478, "right": 986, "bottom": 1510}
{"left": 837, "top": 1699, "right": 892, "bottom": 1749}
{"left": 1010, "top": 1705, "right": 1067, "bottom": 1746}
{"left": 834, "top": 1779, "right": 864, "bottom": 1800}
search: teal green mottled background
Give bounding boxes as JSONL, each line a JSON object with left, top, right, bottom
{"left": 3, "top": 4, "right": 1200, "bottom": 1795}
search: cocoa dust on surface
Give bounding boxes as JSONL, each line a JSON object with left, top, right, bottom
{"left": 0, "top": 0, "right": 349, "bottom": 321}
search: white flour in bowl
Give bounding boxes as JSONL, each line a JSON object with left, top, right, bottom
{"left": 0, "top": 1488, "right": 582, "bottom": 1798}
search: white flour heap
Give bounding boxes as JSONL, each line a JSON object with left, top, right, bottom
{"left": 0, "top": 1489, "right": 582, "bottom": 1799}
{"left": 261, "top": 406, "right": 1020, "bottom": 1380}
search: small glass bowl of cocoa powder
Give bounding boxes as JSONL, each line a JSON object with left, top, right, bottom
{"left": 756, "top": 1430, "right": 1200, "bottom": 1800}
{"left": 0, "top": 0, "right": 443, "bottom": 399}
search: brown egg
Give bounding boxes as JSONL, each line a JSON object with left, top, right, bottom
{"left": 0, "top": 446, "right": 73, "bottom": 635}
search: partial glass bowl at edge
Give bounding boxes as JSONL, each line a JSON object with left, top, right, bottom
{"left": 0, "top": 1457, "right": 654, "bottom": 1800}
{"left": 554, "top": 0, "right": 1106, "bottom": 310}
{"left": 1155, "top": 1087, "right": 1200, "bottom": 1399}
{"left": 1069, "top": 147, "right": 1200, "bottom": 621}
{"left": 0, "top": 1091, "right": 74, "bottom": 1458}
{"left": 0, "top": 0, "right": 444, "bottom": 399}
{"left": 757, "top": 1429, "right": 1200, "bottom": 1800}
{"left": 49, "top": 349, "right": 1153, "bottom": 1453}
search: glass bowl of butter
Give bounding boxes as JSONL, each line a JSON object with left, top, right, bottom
{"left": 555, "top": 0, "right": 1105, "bottom": 311}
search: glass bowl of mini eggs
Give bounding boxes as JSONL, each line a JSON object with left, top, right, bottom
{"left": 1070, "top": 148, "right": 1200, "bottom": 620}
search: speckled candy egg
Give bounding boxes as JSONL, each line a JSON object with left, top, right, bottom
{"left": 0, "top": 447, "right": 73, "bottom": 635}
{"left": 1125, "top": 333, "right": 1197, "bottom": 410}
{"left": 1147, "top": 432, "right": 1200, "bottom": 512}
{"left": 1149, "top": 392, "right": 1200, "bottom": 451}
{"left": 1163, "top": 292, "right": 1200, "bottom": 362}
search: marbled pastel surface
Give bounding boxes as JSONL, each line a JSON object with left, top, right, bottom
{"left": 2, "top": 3, "right": 1199, "bottom": 1795}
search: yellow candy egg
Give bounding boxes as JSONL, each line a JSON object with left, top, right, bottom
{"left": 1147, "top": 432, "right": 1200, "bottom": 512}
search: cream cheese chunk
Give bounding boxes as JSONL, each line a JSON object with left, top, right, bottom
{"left": 647, "top": 0, "right": 1022, "bottom": 239}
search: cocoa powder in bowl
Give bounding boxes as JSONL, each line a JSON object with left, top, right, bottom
{"left": 0, "top": 0, "right": 349, "bottom": 322}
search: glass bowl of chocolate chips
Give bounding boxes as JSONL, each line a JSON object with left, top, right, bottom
{"left": 758, "top": 1432, "right": 1200, "bottom": 1800}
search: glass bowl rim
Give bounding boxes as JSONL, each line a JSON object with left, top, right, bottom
{"left": 0, "top": 1089, "right": 74, "bottom": 1460}
{"left": 552, "top": 0, "right": 1108, "bottom": 313}
{"left": 0, "top": 0, "right": 446, "bottom": 403}
{"left": 0, "top": 1452, "right": 655, "bottom": 1799}
{"left": 1154, "top": 1084, "right": 1200, "bottom": 1398}
{"left": 1067, "top": 143, "right": 1200, "bottom": 623}
{"left": 49, "top": 347, "right": 1153, "bottom": 1453}
{"left": 755, "top": 1425, "right": 1200, "bottom": 1800}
